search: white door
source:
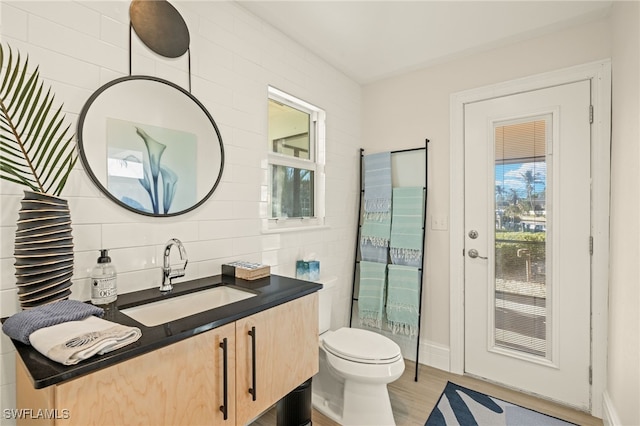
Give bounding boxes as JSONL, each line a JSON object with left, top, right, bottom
{"left": 464, "top": 80, "right": 591, "bottom": 410}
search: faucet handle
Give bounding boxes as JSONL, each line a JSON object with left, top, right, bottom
{"left": 169, "top": 268, "right": 186, "bottom": 279}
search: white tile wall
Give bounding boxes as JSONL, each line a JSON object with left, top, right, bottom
{"left": 0, "top": 1, "right": 361, "bottom": 423}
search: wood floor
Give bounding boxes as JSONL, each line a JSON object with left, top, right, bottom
{"left": 251, "top": 360, "right": 603, "bottom": 425}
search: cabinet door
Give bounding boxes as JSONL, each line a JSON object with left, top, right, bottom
{"left": 235, "top": 293, "right": 319, "bottom": 425}
{"left": 53, "top": 322, "right": 236, "bottom": 426}
{"left": 16, "top": 357, "right": 56, "bottom": 426}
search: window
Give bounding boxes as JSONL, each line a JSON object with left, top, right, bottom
{"left": 267, "top": 87, "right": 325, "bottom": 230}
{"left": 494, "top": 117, "right": 549, "bottom": 357}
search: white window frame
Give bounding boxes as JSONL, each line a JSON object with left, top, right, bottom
{"left": 265, "top": 86, "right": 326, "bottom": 232}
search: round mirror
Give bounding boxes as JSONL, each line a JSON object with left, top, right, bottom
{"left": 77, "top": 76, "right": 224, "bottom": 217}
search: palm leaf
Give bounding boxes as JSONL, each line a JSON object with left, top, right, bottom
{"left": 0, "top": 44, "right": 77, "bottom": 197}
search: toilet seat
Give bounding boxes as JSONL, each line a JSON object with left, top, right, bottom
{"left": 322, "top": 328, "right": 402, "bottom": 364}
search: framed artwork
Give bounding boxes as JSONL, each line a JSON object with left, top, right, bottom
{"left": 106, "top": 118, "right": 197, "bottom": 214}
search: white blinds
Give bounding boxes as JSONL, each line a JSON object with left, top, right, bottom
{"left": 494, "top": 118, "right": 549, "bottom": 358}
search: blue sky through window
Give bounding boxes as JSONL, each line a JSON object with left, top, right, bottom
{"left": 495, "top": 161, "right": 546, "bottom": 199}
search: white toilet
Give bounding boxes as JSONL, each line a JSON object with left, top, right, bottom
{"left": 312, "top": 278, "right": 405, "bottom": 426}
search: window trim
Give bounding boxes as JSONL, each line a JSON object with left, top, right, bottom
{"left": 265, "top": 86, "right": 326, "bottom": 231}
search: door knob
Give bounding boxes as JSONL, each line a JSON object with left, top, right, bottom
{"left": 468, "top": 249, "right": 488, "bottom": 260}
{"left": 468, "top": 230, "right": 479, "bottom": 239}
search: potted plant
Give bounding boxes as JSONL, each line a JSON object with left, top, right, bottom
{"left": 0, "top": 43, "right": 78, "bottom": 309}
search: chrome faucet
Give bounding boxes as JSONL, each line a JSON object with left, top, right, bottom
{"left": 160, "top": 238, "right": 188, "bottom": 292}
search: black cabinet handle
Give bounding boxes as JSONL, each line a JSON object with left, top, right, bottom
{"left": 219, "top": 337, "right": 228, "bottom": 420}
{"left": 248, "top": 326, "right": 257, "bottom": 401}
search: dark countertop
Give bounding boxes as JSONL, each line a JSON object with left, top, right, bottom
{"left": 8, "top": 274, "right": 322, "bottom": 389}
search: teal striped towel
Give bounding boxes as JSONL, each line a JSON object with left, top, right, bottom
{"left": 358, "top": 261, "right": 387, "bottom": 329}
{"left": 361, "top": 213, "right": 391, "bottom": 248}
{"left": 390, "top": 187, "right": 424, "bottom": 267}
{"left": 386, "top": 265, "right": 421, "bottom": 336}
{"left": 363, "top": 152, "right": 392, "bottom": 214}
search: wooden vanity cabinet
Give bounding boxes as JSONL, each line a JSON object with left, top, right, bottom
{"left": 235, "top": 292, "right": 319, "bottom": 425}
{"left": 17, "top": 322, "right": 236, "bottom": 426}
{"left": 16, "top": 293, "right": 318, "bottom": 426}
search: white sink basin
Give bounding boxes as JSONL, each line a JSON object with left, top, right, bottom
{"left": 121, "top": 286, "right": 256, "bottom": 327}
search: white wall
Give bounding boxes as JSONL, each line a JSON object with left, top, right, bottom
{"left": 0, "top": 2, "right": 361, "bottom": 423}
{"left": 607, "top": 3, "right": 640, "bottom": 425}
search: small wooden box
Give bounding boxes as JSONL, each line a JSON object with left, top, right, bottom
{"left": 222, "top": 261, "right": 271, "bottom": 280}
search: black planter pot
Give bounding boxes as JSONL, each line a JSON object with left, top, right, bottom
{"left": 14, "top": 191, "right": 74, "bottom": 310}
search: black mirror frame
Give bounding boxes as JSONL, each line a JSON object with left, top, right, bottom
{"left": 77, "top": 75, "right": 225, "bottom": 217}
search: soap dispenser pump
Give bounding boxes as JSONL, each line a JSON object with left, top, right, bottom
{"left": 90, "top": 249, "right": 117, "bottom": 306}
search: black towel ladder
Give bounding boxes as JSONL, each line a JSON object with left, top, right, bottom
{"left": 348, "top": 139, "right": 429, "bottom": 382}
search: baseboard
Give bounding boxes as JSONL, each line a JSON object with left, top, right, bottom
{"left": 399, "top": 338, "right": 450, "bottom": 372}
{"left": 418, "top": 340, "right": 450, "bottom": 371}
{"left": 602, "top": 391, "right": 622, "bottom": 426}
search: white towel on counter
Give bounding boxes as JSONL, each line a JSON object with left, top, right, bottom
{"left": 30, "top": 316, "right": 142, "bottom": 366}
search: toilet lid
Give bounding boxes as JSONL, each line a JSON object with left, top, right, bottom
{"left": 322, "top": 328, "right": 402, "bottom": 364}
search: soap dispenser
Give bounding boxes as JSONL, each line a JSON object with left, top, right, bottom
{"left": 90, "top": 249, "right": 117, "bottom": 306}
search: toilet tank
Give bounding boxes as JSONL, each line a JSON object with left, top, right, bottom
{"left": 317, "top": 277, "right": 337, "bottom": 334}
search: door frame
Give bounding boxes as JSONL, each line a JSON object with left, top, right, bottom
{"left": 449, "top": 60, "right": 611, "bottom": 417}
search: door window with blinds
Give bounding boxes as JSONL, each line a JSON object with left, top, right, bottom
{"left": 494, "top": 116, "right": 551, "bottom": 358}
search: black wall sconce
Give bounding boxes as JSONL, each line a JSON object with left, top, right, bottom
{"left": 129, "top": 0, "right": 192, "bottom": 91}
